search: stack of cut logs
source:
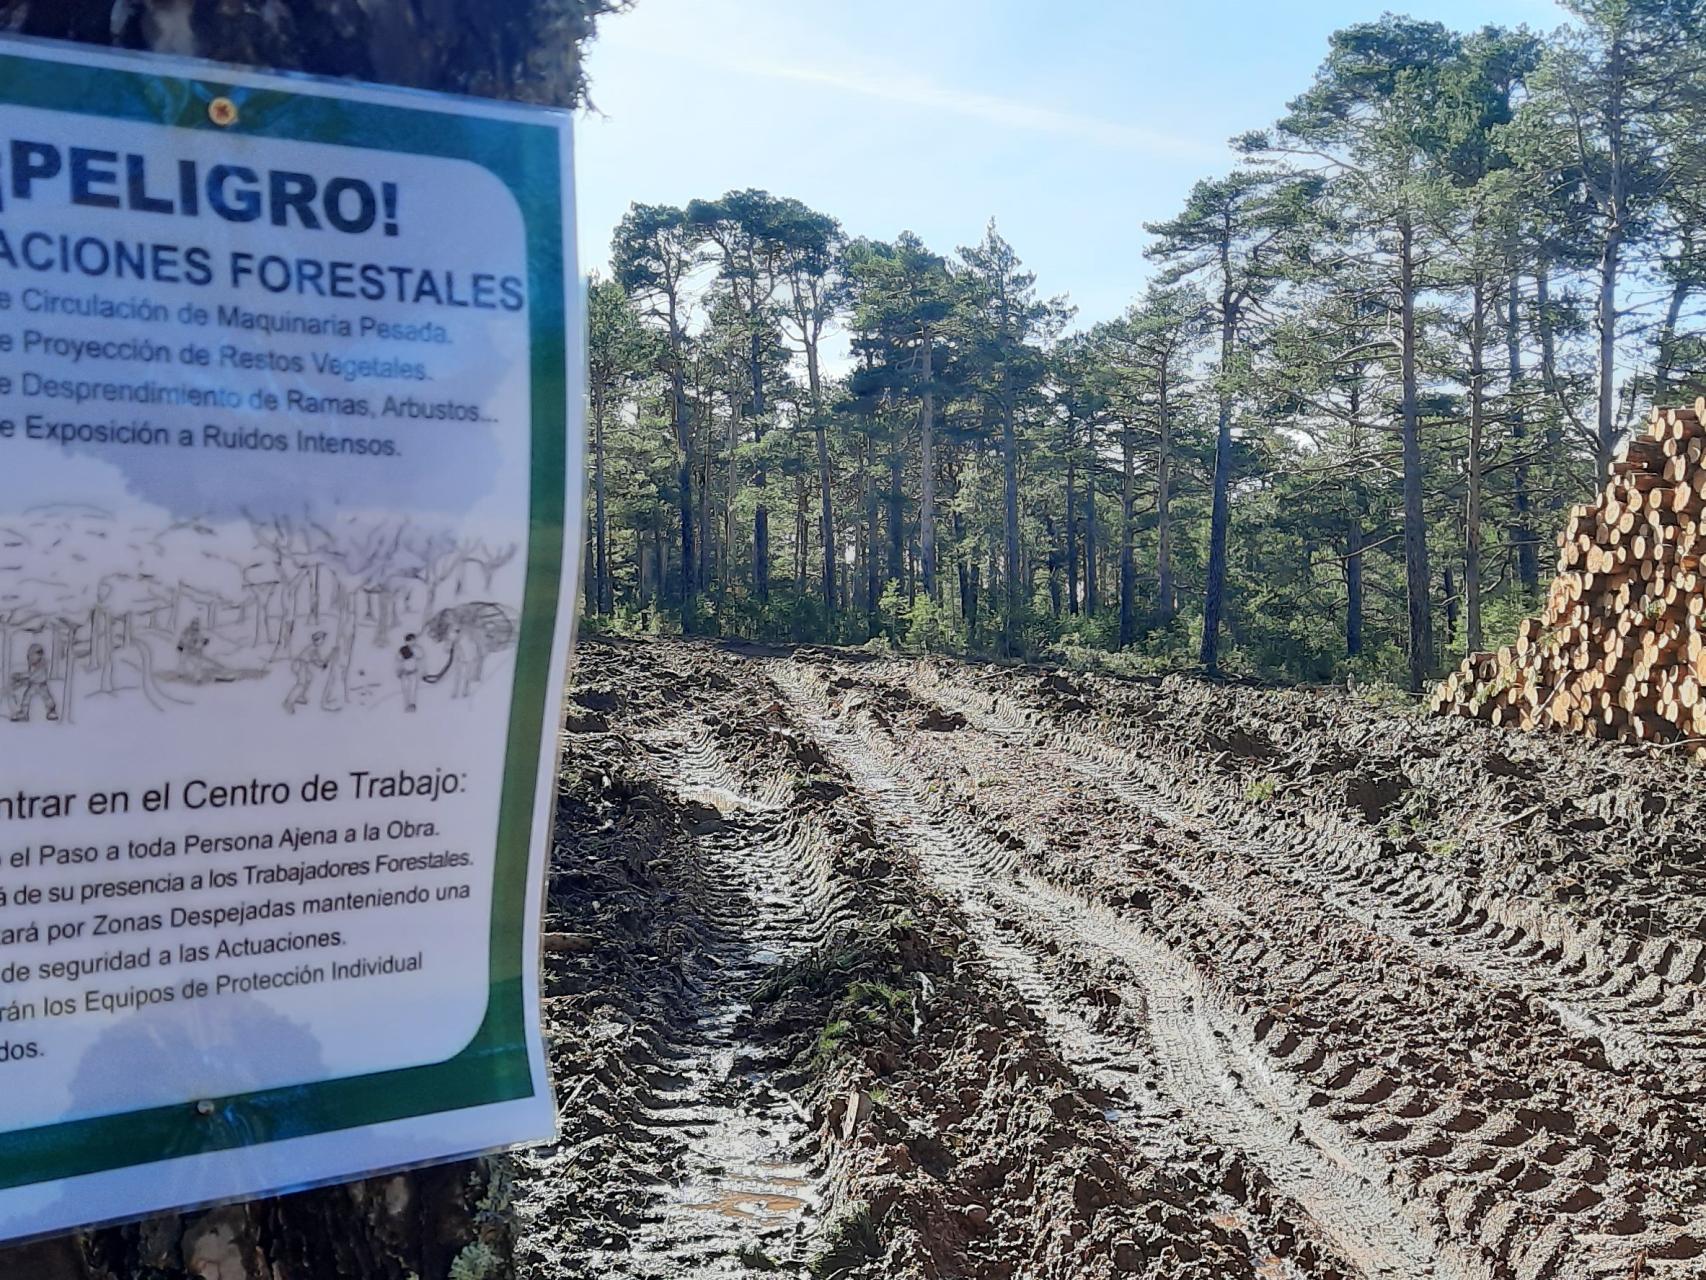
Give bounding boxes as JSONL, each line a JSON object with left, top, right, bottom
{"left": 1431, "top": 400, "right": 1706, "bottom": 750}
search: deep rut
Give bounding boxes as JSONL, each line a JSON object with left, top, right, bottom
{"left": 531, "top": 640, "right": 1706, "bottom": 1280}
{"left": 907, "top": 665, "right": 1706, "bottom": 1088}
{"left": 769, "top": 664, "right": 1458, "bottom": 1280}
{"left": 626, "top": 724, "right": 826, "bottom": 1277}
{"left": 530, "top": 719, "right": 822, "bottom": 1279}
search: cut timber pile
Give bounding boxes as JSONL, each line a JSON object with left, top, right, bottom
{"left": 1431, "top": 400, "right": 1706, "bottom": 753}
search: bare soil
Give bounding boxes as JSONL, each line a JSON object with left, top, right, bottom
{"left": 513, "top": 638, "right": 1706, "bottom": 1280}
{"left": 11, "top": 638, "right": 1701, "bottom": 1280}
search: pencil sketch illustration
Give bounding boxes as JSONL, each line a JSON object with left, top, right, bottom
{"left": 0, "top": 504, "right": 521, "bottom": 728}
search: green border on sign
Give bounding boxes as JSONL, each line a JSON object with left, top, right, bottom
{"left": 0, "top": 51, "right": 566, "bottom": 1189}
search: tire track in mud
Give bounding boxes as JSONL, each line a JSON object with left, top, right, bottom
{"left": 902, "top": 663, "right": 1706, "bottom": 1089}
{"left": 518, "top": 709, "right": 826, "bottom": 1279}
{"left": 780, "top": 656, "right": 1706, "bottom": 1278}
{"left": 768, "top": 663, "right": 1457, "bottom": 1280}
{"left": 614, "top": 724, "right": 822, "bottom": 1278}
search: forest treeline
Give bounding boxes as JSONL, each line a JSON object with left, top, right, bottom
{"left": 583, "top": 1, "right": 1706, "bottom": 690}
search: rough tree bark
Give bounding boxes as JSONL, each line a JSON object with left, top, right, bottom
{"left": 1466, "top": 274, "right": 1487, "bottom": 655}
{"left": 1000, "top": 396, "right": 1021, "bottom": 657}
{"left": 1082, "top": 426, "right": 1098, "bottom": 617}
{"left": 1155, "top": 351, "right": 1176, "bottom": 627}
{"left": 1118, "top": 416, "right": 1137, "bottom": 650}
{"left": 918, "top": 327, "right": 937, "bottom": 602}
{"left": 1064, "top": 414, "right": 1078, "bottom": 615}
{"left": 1506, "top": 259, "right": 1537, "bottom": 594}
{"left": 1398, "top": 212, "right": 1434, "bottom": 693}
{"left": 0, "top": 3, "right": 619, "bottom": 1278}
{"left": 1199, "top": 235, "right": 1236, "bottom": 674}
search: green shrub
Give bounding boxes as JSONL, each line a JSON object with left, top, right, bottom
{"left": 808, "top": 1204, "right": 883, "bottom": 1279}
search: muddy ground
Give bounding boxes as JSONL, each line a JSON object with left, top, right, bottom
{"left": 517, "top": 637, "right": 1706, "bottom": 1280}
{"left": 16, "top": 636, "right": 1698, "bottom": 1280}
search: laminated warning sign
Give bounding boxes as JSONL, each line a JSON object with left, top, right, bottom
{"left": 0, "top": 36, "right": 581, "bottom": 1241}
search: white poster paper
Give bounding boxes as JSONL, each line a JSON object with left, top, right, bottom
{"left": 0, "top": 38, "right": 580, "bottom": 1241}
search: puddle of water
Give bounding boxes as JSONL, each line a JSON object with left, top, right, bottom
{"left": 681, "top": 1189, "right": 810, "bottom": 1222}
{"left": 679, "top": 783, "right": 755, "bottom": 814}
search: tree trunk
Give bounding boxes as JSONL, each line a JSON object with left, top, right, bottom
{"left": 1200, "top": 324, "right": 1235, "bottom": 673}
{"left": 794, "top": 474, "right": 808, "bottom": 596}
{"left": 887, "top": 436, "right": 904, "bottom": 590}
{"left": 1398, "top": 213, "right": 1433, "bottom": 693}
{"left": 1594, "top": 39, "right": 1626, "bottom": 480}
{"left": 1065, "top": 422, "right": 1079, "bottom": 616}
{"left": 1466, "top": 274, "right": 1486, "bottom": 656}
{"left": 0, "top": 3, "right": 615, "bottom": 1277}
{"left": 697, "top": 430, "right": 711, "bottom": 596}
{"left": 719, "top": 391, "right": 738, "bottom": 617}
{"left": 1534, "top": 258, "right": 1567, "bottom": 516}
{"left": 1507, "top": 258, "right": 1536, "bottom": 594}
{"left": 1345, "top": 506, "right": 1364, "bottom": 659}
{"left": 593, "top": 383, "right": 610, "bottom": 615}
{"left": 1118, "top": 419, "right": 1137, "bottom": 650}
{"left": 1002, "top": 401, "right": 1021, "bottom": 657}
{"left": 1596, "top": 223, "right": 1622, "bottom": 478}
{"left": 865, "top": 439, "right": 881, "bottom": 633}
{"left": 1443, "top": 565, "right": 1458, "bottom": 647}
{"left": 801, "top": 337, "right": 835, "bottom": 619}
{"left": 750, "top": 330, "right": 770, "bottom": 604}
{"left": 1156, "top": 359, "right": 1176, "bottom": 626}
{"left": 919, "top": 329, "right": 938, "bottom": 601}
{"left": 1655, "top": 240, "right": 1692, "bottom": 400}
{"left": 816, "top": 422, "right": 835, "bottom": 616}
{"left": 671, "top": 357, "right": 697, "bottom": 621}
{"left": 1044, "top": 515, "right": 1062, "bottom": 617}
{"left": 955, "top": 515, "right": 972, "bottom": 633}
{"left": 1083, "top": 430, "right": 1098, "bottom": 617}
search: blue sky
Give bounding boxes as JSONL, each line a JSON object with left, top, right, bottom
{"left": 576, "top": 0, "right": 1568, "bottom": 331}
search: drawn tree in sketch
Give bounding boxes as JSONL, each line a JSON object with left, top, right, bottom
{"left": 0, "top": 506, "right": 521, "bottom": 726}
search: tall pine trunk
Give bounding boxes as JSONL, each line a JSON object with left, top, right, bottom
{"left": 0, "top": 3, "right": 613, "bottom": 1277}
{"left": 803, "top": 341, "right": 835, "bottom": 619}
{"left": 1083, "top": 427, "right": 1098, "bottom": 617}
{"left": 865, "top": 438, "right": 881, "bottom": 634}
{"left": 1594, "top": 39, "right": 1626, "bottom": 481}
{"left": 1654, "top": 227, "right": 1695, "bottom": 401}
{"left": 593, "top": 383, "right": 610, "bottom": 615}
{"left": 1065, "top": 421, "right": 1079, "bottom": 616}
{"left": 1001, "top": 400, "right": 1021, "bottom": 656}
{"left": 671, "top": 358, "right": 697, "bottom": 619}
{"left": 1118, "top": 419, "right": 1137, "bottom": 649}
{"left": 1398, "top": 213, "right": 1433, "bottom": 693}
{"left": 1535, "top": 258, "right": 1567, "bottom": 521}
{"left": 1466, "top": 275, "right": 1487, "bottom": 656}
{"left": 1345, "top": 508, "right": 1364, "bottom": 659}
{"left": 1507, "top": 259, "right": 1537, "bottom": 594}
{"left": 750, "top": 330, "right": 771, "bottom": 603}
{"left": 1200, "top": 291, "right": 1236, "bottom": 674}
{"left": 1155, "top": 359, "right": 1176, "bottom": 625}
{"left": 1346, "top": 384, "right": 1365, "bottom": 659}
{"left": 919, "top": 329, "right": 938, "bottom": 600}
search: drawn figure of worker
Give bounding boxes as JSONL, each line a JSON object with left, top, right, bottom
{"left": 10, "top": 644, "right": 58, "bottom": 723}
{"left": 177, "top": 619, "right": 215, "bottom": 684}
{"left": 397, "top": 633, "right": 421, "bottom": 712}
{"left": 284, "top": 631, "right": 330, "bottom": 714}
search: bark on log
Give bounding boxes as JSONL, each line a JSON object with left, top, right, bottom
{"left": 1431, "top": 399, "right": 1706, "bottom": 760}
{"left": 0, "top": 2, "right": 620, "bottom": 1276}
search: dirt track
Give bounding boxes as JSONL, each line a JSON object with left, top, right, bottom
{"left": 519, "top": 638, "right": 1706, "bottom": 1280}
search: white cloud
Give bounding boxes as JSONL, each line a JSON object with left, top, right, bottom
{"left": 721, "top": 58, "right": 1222, "bottom": 163}
{"left": 595, "top": 5, "right": 1222, "bottom": 165}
